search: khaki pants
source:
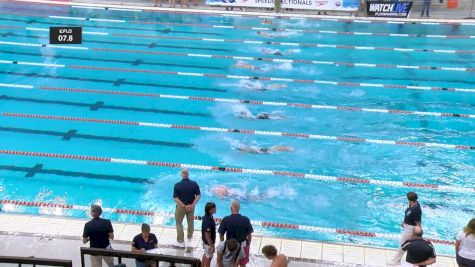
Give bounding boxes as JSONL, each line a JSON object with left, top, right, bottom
{"left": 388, "top": 225, "right": 415, "bottom": 266}
{"left": 90, "top": 255, "right": 114, "bottom": 267}
{"left": 175, "top": 205, "right": 195, "bottom": 243}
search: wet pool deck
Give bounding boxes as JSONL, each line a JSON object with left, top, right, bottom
{"left": 0, "top": 213, "right": 456, "bottom": 266}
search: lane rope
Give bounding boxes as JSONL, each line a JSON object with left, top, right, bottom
{"left": 0, "top": 39, "right": 472, "bottom": 73}
{"left": 128, "top": 20, "right": 475, "bottom": 39}
{"left": 4, "top": 112, "right": 475, "bottom": 151}
{"left": 2, "top": 57, "right": 473, "bottom": 94}
{"left": 108, "top": 33, "right": 475, "bottom": 54}
{"left": 0, "top": 199, "right": 456, "bottom": 245}
{"left": 66, "top": 64, "right": 475, "bottom": 94}
{"left": 38, "top": 86, "right": 475, "bottom": 119}
{"left": 0, "top": 149, "right": 474, "bottom": 195}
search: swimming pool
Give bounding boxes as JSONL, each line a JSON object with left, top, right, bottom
{"left": 0, "top": 0, "right": 474, "bottom": 255}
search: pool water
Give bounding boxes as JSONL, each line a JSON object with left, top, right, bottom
{"left": 0, "top": 0, "right": 474, "bottom": 255}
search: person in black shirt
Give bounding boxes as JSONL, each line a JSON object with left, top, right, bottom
{"left": 218, "top": 200, "right": 253, "bottom": 267}
{"left": 132, "top": 223, "right": 158, "bottom": 267}
{"left": 201, "top": 202, "right": 217, "bottom": 267}
{"left": 401, "top": 226, "right": 436, "bottom": 266}
{"left": 388, "top": 192, "right": 423, "bottom": 266}
{"left": 173, "top": 168, "right": 201, "bottom": 247}
{"left": 82, "top": 205, "right": 115, "bottom": 267}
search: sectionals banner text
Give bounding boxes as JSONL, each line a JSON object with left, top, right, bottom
{"left": 206, "top": 0, "right": 359, "bottom": 11}
{"left": 366, "top": 1, "right": 413, "bottom": 17}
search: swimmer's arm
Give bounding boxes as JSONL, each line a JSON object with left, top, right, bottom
{"left": 205, "top": 232, "right": 214, "bottom": 247}
{"left": 217, "top": 252, "right": 224, "bottom": 267}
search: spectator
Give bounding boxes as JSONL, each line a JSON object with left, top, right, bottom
{"left": 173, "top": 168, "right": 201, "bottom": 248}
{"left": 217, "top": 239, "right": 245, "bottom": 267}
{"left": 218, "top": 200, "right": 253, "bottom": 267}
{"left": 131, "top": 223, "right": 158, "bottom": 267}
{"left": 455, "top": 218, "right": 475, "bottom": 267}
{"left": 82, "top": 205, "right": 115, "bottom": 267}
{"left": 262, "top": 245, "right": 288, "bottom": 267}
{"left": 420, "top": 0, "right": 431, "bottom": 17}
{"left": 201, "top": 202, "right": 217, "bottom": 267}
{"left": 401, "top": 226, "right": 436, "bottom": 266}
{"left": 388, "top": 192, "right": 422, "bottom": 266}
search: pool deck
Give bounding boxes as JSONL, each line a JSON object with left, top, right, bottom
{"left": 0, "top": 213, "right": 456, "bottom": 266}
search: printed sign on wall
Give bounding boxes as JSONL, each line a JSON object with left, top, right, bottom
{"left": 206, "top": 0, "right": 359, "bottom": 11}
{"left": 366, "top": 1, "right": 413, "bottom": 17}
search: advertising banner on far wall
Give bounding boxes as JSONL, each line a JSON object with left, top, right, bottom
{"left": 206, "top": 0, "right": 359, "bottom": 11}
{"left": 366, "top": 1, "right": 413, "bottom": 17}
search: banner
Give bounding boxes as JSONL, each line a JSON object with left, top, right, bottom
{"left": 206, "top": 0, "right": 359, "bottom": 11}
{"left": 366, "top": 1, "right": 413, "bottom": 17}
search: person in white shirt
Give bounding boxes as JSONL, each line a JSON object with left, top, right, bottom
{"left": 456, "top": 218, "right": 475, "bottom": 267}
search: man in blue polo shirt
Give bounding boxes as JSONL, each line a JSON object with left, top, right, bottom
{"left": 218, "top": 201, "right": 253, "bottom": 267}
{"left": 173, "top": 168, "right": 201, "bottom": 248}
{"left": 388, "top": 192, "right": 423, "bottom": 266}
{"left": 132, "top": 223, "right": 158, "bottom": 267}
{"left": 82, "top": 205, "right": 115, "bottom": 267}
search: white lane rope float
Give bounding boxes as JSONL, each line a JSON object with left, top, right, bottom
{"left": 0, "top": 149, "right": 473, "bottom": 194}
{"left": 38, "top": 86, "right": 475, "bottom": 119}
{"left": 0, "top": 199, "right": 458, "bottom": 245}
{"left": 1, "top": 38, "right": 473, "bottom": 73}
{"left": 3, "top": 113, "right": 475, "bottom": 153}
{"left": 1, "top": 58, "right": 472, "bottom": 94}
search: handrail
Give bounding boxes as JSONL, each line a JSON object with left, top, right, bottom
{"left": 80, "top": 247, "right": 201, "bottom": 267}
{"left": 0, "top": 256, "right": 72, "bottom": 267}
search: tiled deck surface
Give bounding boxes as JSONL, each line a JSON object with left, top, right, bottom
{"left": 0, "top": 213, "right": 456, "bottom": 266}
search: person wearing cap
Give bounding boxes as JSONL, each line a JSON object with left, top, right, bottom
{"left": 401, "top": 226, "right": 436, "bottom": 266}
{"left": 173, "top": 168, "right": 201, "bottom": 248}
{"left": 132, "top": 223, "right": 158, "bottom": 267}
{"left": 388, "top": 192, "right": 423, "bottom": 266}
{"left": 82, "top": 205, "right": 115, "bottom": 267}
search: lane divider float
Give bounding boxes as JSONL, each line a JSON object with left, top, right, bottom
{"left": 38, "top": 86, "right": 475, "bottom": 119}
{"left": 0, "top": 39, "right": 472, "bottom": 73}
{"left": 0, "top": 149, "right": 473, "bottom": 193}
{"left": 3, "top": 113, "right": 475, "bottom": 153}
{"left": 107, "top": 33, "right": 475, "bottom": 55}
{"left": 3, "top": 57, "right": 473, "bottom": 94}
{"left": 0, "top": 199, "right": 456, "bottom": 245}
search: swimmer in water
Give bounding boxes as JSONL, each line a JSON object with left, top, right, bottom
{"left": 212, "top": 185, "right": 262, "bottom": 201}
{"left": 236, "top": 111, "right": 281, "bottom": 120}
{"left": 237, "top": 145, "right": 293, "bottom": 154}
{"left": 257, "top": 30, "right": 275, "bottom": 38}
{"left": 232, "top": 61, "right": 261, "bottom": 71}
{"left": 261, "top": 48, "right": 283, "bottom": 56}
{"left": 240, "top": 80, "right": 287, "bottom": 91}
{"left": 262, "top": 19, "right": 273, "bottom": 25}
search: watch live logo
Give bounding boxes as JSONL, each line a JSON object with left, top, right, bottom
{"left": 50, "top": 27, "right": 82, "bottom": 44}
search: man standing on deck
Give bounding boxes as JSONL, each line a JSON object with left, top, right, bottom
{"left": 420, "top": 0, "right": 431, "bottom": 17}
{"left": 82, "top": 205, "right": 115, "bottom": 267}
{"left": 173, "top": 168, "right": 201, "bottom": 248}
{"left": 218, "top": 200, "right": 253, "bottom": 267}
{"left": 388, "top": 192, "right": 423, "bottom": 266}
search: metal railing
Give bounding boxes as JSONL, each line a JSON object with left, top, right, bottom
{"left": 80, "top": 247, "right": 201, "bottom": 267}
{"left": 0, "top": 256, "right": 72, "bottom": 267}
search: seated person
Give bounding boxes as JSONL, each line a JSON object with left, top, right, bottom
{"left": 132, "top": 223, "right": 158, "bottom": 267}
{"left": 217, "top": 239, "right": 245, "bottom": 267}
{"left": 262, "top": 245, "right": 288, "bottom": 267}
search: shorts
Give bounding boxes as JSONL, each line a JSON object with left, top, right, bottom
{"left": 203, "top": 243, "right": 214, "bottom": 259}
{"left": 239, "top": 241, "right": 250, "bottom": 266}
{"left": 457, "top": 254, "right": 475, "bottom": 267}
